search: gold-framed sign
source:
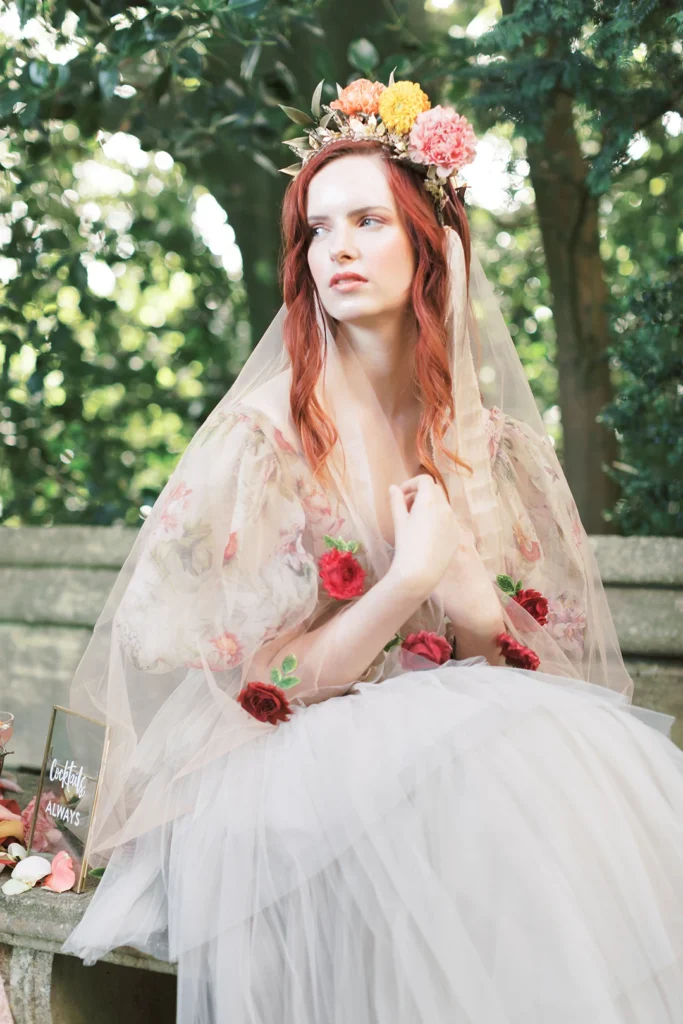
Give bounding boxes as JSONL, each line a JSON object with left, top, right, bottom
{"left": 27, "top": 705, "right": 110, "bottom": 894}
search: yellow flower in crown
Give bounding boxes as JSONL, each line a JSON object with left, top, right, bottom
{"left": 277, "top": 73, "right": 477, "bottom": 225}
{"left": 378, "top": 80, "right": 431, "bottom": 135}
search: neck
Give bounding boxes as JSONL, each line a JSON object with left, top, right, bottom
{"left": 334, "top": 309, "right": 420, "bottom": 421}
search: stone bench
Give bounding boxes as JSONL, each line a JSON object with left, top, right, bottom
{"left": 0, "top": 527, "right": 682, "bottom": 1022}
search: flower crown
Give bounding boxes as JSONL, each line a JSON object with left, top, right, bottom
{"left": 278, "top": 72, "right": 477, "bottom": 224}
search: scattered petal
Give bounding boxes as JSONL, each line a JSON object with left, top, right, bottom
{"left": 43, "top": 851, "right": 76, "bottom": 893}
{"left": 7, "top": 843, "right": 27, "bottom": 860}
{"left": 0, "top": 820, "right": 24, "bottom": 843}
{"left": 1, "top": 877, "right": 32, "bottom": 895}
{"left": 11, "top": 855, "right": 51, "bottom": 886}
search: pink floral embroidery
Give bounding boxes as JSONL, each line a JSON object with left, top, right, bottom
{"left": 273, "top": 428, "right": 297, "bottom": 454}
{"left": 209, "top": 631, "right": 244, "bottom": 667}
{"left": 569, "top": 505, "right": 583, "bottom": 548}
{"left": 160, "top": 482, "right": 193, "bottom": 532}
{"left": 261, "top": 453, "right": 279, "bottom": 489}
{"left": 546, "top": 598, "right": 587, "bottom": 659}
{"left": 513, "top": 516, "right": 542, "bottom": 562}
{"left": 223, "top": 532, "right": 238, "bottom": 563}
{"left": 296, "top": 476, "right": 345, "bottom": 533}
{"left": 484, "top": 406, "right": 504, "bottom": 462}
{"left": 278, "top": 529, "right": 313, "bottom": 574}
{"left": 187, "top": 631, "right": 244, "bottom": 671}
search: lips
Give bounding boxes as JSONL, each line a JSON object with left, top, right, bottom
{"left": 329, "top": 273, "right": 368, "bottom": 287}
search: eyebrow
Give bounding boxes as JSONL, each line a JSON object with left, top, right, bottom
{"left": 306, "top": 205, "right": 393, "bottom": 223}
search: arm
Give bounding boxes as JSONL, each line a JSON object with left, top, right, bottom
{"left": 433, "top": 532, "right": 506, "bottom": 665}
{"left": 245, "top": 567, "right": 431, "bottom": 706}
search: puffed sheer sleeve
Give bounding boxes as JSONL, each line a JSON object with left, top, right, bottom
{"left": 114, "top": 407, "right": 320, "bottom": 680}
{"left": 487, "top": 407, "right": 616, "bottom": 681}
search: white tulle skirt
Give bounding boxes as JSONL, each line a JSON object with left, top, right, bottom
{"left": 62, "top": 660, "right": 683, "bottom": 1023}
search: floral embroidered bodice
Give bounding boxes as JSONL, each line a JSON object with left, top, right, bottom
{"left": 118, "top": 402, "right": 588, "bottom": 687}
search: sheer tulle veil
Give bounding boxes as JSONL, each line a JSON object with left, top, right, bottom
{"left": 67, "top": 210, "right": 637, "bottom": 867}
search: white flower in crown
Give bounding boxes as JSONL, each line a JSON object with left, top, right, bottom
{"left": 278, "top": 73, "right": 478, "bottom": 222}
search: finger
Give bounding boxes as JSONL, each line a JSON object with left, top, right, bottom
{"left": 399, "top": 474, "right": 435, "bottom": 494}
{"left": 388, "top": 483, "right": 408, "bottom": 526}
{"left": 411, "top": 474, "right": 439, "bottom": 503}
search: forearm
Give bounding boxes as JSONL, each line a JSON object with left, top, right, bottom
{"left": 260, "top": 569, "right": 430, "bottom": 705}
{"left": 440, "top": 570, "right": 506, "bottom": 665}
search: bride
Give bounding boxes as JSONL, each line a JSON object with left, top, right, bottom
{"left": 62, "top": 77, "right": 683, "bottom": 1022}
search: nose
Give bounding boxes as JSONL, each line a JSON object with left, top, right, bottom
{"left": 329, "top": 223, "right": 359, "bottom": 262}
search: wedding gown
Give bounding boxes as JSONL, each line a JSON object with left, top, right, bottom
{"left": 62, "top": 403, "right": 683, "bottom": 1023}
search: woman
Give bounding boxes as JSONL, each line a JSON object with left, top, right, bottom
{"left": 63, "top": 78, "right": 683, "bottom": 1022}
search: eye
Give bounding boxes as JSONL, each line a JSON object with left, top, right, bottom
{"left": 360, "top": 216, "right": 380, "bottom": 227}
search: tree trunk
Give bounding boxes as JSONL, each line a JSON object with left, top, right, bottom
{"left": 527, "top": 91, "right": 618, "bottom": 533}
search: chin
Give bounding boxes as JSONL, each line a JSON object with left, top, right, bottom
{"left": 324, "top": 296, "right": 385, "bottom": 323}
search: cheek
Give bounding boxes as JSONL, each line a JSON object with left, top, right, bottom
{"left": 374, "top": 232, "right": 414, "bottom": 291}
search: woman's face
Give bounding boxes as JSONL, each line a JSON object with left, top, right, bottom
{"left": 306, "top": 153, "right": 416, "bottom": 324}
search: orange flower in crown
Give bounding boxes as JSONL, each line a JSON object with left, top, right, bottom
{"left": 330, "top": 78, "right": 386, "bottom": 117}
{"left": 278, "top": 73, "right": 478, "bottom": 224}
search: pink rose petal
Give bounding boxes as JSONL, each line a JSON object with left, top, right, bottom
{"left": 43, "top": 850, "right": 76, "bottom": 893}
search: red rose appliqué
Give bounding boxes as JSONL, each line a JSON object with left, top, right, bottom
{"left": 318, "top": 535, "right": 365, "bottom": 600}
{"left": 496, "top": 632, "right": 540, "bottom": 671}
{"left": 236, "top": 681, "right": 293, "bottom": 724}
{"left": 512, "top": 588, "right": 549, "bottom": 626}
{"left": 400, "top": 630, "right": 453, "bottom": 667}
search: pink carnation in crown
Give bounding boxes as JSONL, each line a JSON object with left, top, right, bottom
{"left": 407, "top": 106, "right": 477, "bottom": 178}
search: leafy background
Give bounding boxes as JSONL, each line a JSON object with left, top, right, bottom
{"left": 0, "top": 0, "right": 681, "bottom": 533}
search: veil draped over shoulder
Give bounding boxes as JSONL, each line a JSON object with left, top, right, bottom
{"left": 68, "top": 226, "right": 639, "bottom": 864}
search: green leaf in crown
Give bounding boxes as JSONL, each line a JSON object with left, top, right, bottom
{"left": 270, "top": 653, "right": 301, "bottom": 690}
{"left": 495, "top": 574, "right": 524, "bottom": 596}
{"left": 323, "top": 534, "right": 363, "bottom": 554}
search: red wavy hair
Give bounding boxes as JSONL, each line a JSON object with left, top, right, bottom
{"left": 279, "top": 137, "right": 473, "bottom": 494}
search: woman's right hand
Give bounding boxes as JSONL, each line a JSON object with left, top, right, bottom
{"left": 388, "top": 475, "right": 461, "bottom": 598}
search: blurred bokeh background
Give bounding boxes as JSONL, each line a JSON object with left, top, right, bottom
{"left": 0, "top": 0, "right": 681, "bottom": 535}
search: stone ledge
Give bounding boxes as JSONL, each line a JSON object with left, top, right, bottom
{"left": 3, "top": 527, "right": 683, "bottom": 587}
{"left": 0, "top": 927, "right": 177, "bottom": 976}
{"left": 588, "top": 535, "right": 683, "bottom": 586}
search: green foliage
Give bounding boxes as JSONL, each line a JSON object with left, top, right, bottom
{"left": 0, "top": 125, "right": 249, "bottom": 525}
{"left": 444, "top": 0, "right": 683, "bottom": 196}
{"left": 602, "top": 257, "right": 682, "bottom": 536}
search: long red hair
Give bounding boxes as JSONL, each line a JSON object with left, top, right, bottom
{"left": 279, "top": 138, "right": 472, "bottom": 494}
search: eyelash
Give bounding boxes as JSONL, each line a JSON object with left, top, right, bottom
{"left": 310, "top": 216, "right": 380, "bottom": 238}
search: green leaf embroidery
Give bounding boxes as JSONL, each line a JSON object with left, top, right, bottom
{"left": 495, "top": 574, "right": 516, "bottom": 595}
{"left": 323, "top": 534, "right": 363, "bottom": 554}
{"left": 383, "top": 632, "right": 403, "bottom": 652}
{"left": 269, "top": 653, "right": 300, "bottom": 690}
{"left": 277, "top": 675, "right": 301, "bottom": 689}
{"left": 281, "top": 653, "right": 298, "bottom": 675}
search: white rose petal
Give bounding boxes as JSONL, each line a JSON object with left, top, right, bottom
{"left": 2, "top": 878, "right": 32, "bottom": 895}
{"left": 11, "top": 855, "right": 52, "bottom": 886}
